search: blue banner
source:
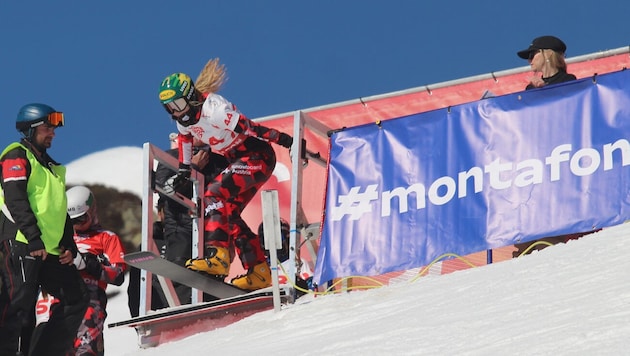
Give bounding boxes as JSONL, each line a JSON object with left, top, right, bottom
{"left": 314, "top": 70, "right": 630, "bottom": 284}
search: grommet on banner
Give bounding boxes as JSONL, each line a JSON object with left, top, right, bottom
{"left": 359, "top": 96, "right": 385, "bottom": 128}
{"left": 375, "top": 120, "right": 382, "bottom": 128}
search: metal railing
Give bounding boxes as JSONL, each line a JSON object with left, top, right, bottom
{"left": 137, "top": 142, "right": 205, "bottom": 316}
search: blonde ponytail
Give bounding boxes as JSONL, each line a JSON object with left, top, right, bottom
{"left": 195, "top": 58, "right": 227, "bottom": 94}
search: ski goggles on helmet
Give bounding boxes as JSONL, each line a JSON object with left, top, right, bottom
{"left": 45, "top": 112, "right": 64, "bottom": 127}
{"left": 164, "top": 98, "right": 203, "bottom": 115}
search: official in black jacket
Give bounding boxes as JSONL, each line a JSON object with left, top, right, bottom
{"left": 155, "top": 137, "right": 228, "bottom": 304}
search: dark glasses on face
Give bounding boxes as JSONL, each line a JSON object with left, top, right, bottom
{"left": 528, "top": 49, "right": 541, "bottom": 61}
{"left": 47, "top": 112, "right": 64, "bottom": 127}
{"left": 71, "top": 214, "right": 89, "bottom": 225}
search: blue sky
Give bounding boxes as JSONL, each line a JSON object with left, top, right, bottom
{"left": 1, "top": 1, "right": 628, "bottom": 164}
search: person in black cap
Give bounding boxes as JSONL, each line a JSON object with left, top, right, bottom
{"left": 513, "top": 36, "right": 596, "bottom": 258}
{"left": 517, "top": 35, "right": 576, "bottom": 90}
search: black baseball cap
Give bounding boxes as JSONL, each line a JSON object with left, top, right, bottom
{"left": 517, "top": 35, "right": 567, "bottom": 59}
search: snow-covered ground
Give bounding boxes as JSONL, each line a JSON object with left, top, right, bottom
{"left": 102, "top": 224, "right": 629, "bottom": 355}
{"left": 67, "top": 147, "right": 630, "bottom": 355}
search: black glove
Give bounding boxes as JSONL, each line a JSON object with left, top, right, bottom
{"left": 174, "top": 163, "right": 192, "bottom": 184}
{"left": 288, "top": 138, "right": 309, "bottom": 167}
{"left": 163, "top": 163, "right": 191, "bottom": 195}
{"left": 83, "top": 253, "right": 103, "bottom": 278}
{"left": 277, "top": 133, "right": 293, "bottom": 149}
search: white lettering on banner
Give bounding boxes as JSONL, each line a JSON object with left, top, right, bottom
{"left": 331, "top": 185, "right": 379, "bottom": 221}
{"left": 331, "top": 139, "right": 630, "bottom": 221}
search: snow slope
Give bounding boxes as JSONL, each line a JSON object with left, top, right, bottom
{"left": 105, "top": 224, "right": 629, "bottom": 355}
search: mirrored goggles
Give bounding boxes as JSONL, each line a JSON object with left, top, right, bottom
{"left": 71, "top": 213, "right": 89, "bottom": 225}
{"left": 164, "top": 98, "right": 203, "bottom": 115}
{"left": 164, "top": 98, "right": 189, "bottom": 114}
{"left": 47, "top": 112, "right": 64, "bottom": 127}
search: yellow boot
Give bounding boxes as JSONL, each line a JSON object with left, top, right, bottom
{"left": 231, "top": 261, "right": 272, "bottom": 291}
{"left": 185, "top": 246, "right": 230, "bottom": 277}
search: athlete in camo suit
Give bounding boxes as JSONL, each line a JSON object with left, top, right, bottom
{"left": 158, "top": 59, "right": 293, "bottom": 291}
{"left": 66, "top": 185, "right": 126, "bottom": 355}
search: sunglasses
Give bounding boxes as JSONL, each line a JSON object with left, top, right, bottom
{"left": 528, "top": 49, "right": 541, "bottom": 61}
{"left": 71, "top": 214, "right": 89, "bottom": 225}
{"left": 164, "top": 98, "right": 203, "bottom": 115}
{"left": 47, "top": 112, "right": 64, "bottom": 127}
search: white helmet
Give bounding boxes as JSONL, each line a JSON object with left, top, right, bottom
{"left": 67, "top": 185, "right": 95, "bottom": 219}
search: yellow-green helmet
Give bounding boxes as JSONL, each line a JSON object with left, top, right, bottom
{"left": 159, "top": 73, "right": 196, "bottom": 104}
{"left": 159, "top": 73, "right": 202, "bottom": 126}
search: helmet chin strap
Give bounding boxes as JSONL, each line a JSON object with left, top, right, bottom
{"left": 174, "top": 104, "right": 201, "bottom": 127}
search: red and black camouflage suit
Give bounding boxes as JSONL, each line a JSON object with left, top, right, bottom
{"left": 176, "top": 92, "right": 292, "bottom": 270}
{"left": 72, "top": 227, "right": 126, "bottom": 355}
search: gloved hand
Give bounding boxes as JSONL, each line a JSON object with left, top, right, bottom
{"left": 174, "top": 163, "right": 192, "bottom": 184}
{"left": 163, "top": 163, "right": 191, "bottom": 195}
{"left": 74, "top": 253, "right": 103, "bottom": 278}
{"left": 277, "top": 133, "right": 293, "bottom": 149}
{"left": 73, "top": 252, "right": 87, "bottom": 270}
{"left": 288, "top": 138, "right": 309, "bottom": 167}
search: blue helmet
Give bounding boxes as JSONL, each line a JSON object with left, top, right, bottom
{"left": 16, "top": 103, "right": 64, "bottom": 137}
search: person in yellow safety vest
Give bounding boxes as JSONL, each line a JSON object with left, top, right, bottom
{"left": 0, "top": 103, "right": 88, "bottom": 356}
